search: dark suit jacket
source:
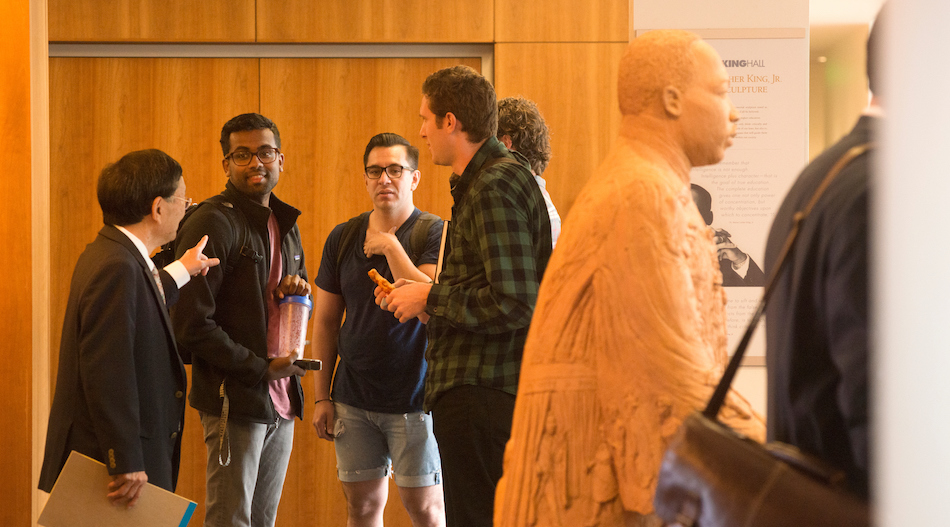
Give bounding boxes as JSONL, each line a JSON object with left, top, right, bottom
{"left": 764, "top": 115, "right": 873, "bottom": 499}
{"left": 39, "top": 225, "right": 187, "bottom": 493}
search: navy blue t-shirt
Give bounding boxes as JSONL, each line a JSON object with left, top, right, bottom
{"left": 315, "top": 208, "right": 442, "bottom": 413}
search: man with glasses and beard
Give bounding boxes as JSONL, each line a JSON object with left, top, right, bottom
{"left": 172, "top": 113, "right": 311, "bottom": 527}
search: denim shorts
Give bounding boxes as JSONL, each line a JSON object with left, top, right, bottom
{"left": 332, "top": 401, "right": 442, "bottom": 487}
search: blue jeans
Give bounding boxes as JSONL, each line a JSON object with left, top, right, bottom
{"left": 199, "top": 412, "right": 294, "bottom": 527}
{"left": 332, "top": 401, "right": 441, "bottom": 487}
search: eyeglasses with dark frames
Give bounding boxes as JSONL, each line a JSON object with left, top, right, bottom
{"left": 224, "top": 147, "right": 281, "bottom": 166}
{"left": 364, "top": 164, "right": 412, "bottom": 179}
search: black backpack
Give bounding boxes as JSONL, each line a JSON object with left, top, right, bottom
{"left": 336, "top": 211, "right": 440, "bottom": 268}
{"left": 152, "top": 194, "right": 258, "bottom": 273}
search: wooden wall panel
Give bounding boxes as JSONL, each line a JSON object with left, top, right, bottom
{"left": 495, "top": 0, "right": 628, "bottom": 43}
{"left": 494, "top": 43, "right": 626, "bottom": 217}
{"left": 48, "top": 0, "right": 255, "bottom": 42}
{"left": 261, "top": 56, "right": 479, "bottom": 526}
{"left": 2, "top": 2, "right": 34, "bottom": 525}
{"left": 257, "top": 0, "right": 492, "bottom": 43}
{"left": 262, "top": 57, "right": 474, "bottom": 255}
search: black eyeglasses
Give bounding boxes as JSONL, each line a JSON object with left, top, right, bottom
{"left": 365, "top": 164, "right": 411, "bottom": 179}
{"left": 225, "top": 147, "right": 281, "bottom": 166}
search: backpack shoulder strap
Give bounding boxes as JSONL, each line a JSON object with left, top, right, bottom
{"left": 409, "top": 212, "right": 441, "bottom": 264}
{"left": 152, "top": 192, "right": 253, "bottom": 271}
{"left": 336, "top": 211, "right": 372, "bottom": 268}
{"left": 191, "top": 194, "right": 255, "bottom": 273}
{"left": 204, "top": 195, "right": 255, "bottom": 272}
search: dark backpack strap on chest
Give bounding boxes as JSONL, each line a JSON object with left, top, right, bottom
{"left": 151, "top": 193, "right": 252, "bottom": 274}
{"left": 408, "top": 212, "right": 440, "bottom": 263}
{"left": 336, "top": 211, "right": 372, "bottom": 269}
{"left": 336, "top": 210, "right": 439, "bottom": 269}
{"left": 204, "top": 195, "right": 257, "bottom": 273}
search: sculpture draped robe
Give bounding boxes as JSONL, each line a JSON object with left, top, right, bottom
{"left": 495, "top": 137, "right": 765, "bottom": 527}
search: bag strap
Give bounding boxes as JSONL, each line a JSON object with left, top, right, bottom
{"left": 151, "top": 193, "right": 251, "bottom": 270}
{"left": 409, "top": 212, "right": 440, "bottom": 263}
{"left": 336, "top": 211, "right": 372, "bottom": 268}
{"left": 703, "top": 143, "right": 873, "bottom": 419}
{"left": 205, "top": 194, "right": 261, "bottom": 272}
{"left": 336, "top": 210, "right": 438, "bottom": 267}
{"left": 434, "top": 219, "right": 450, "bottom": 284}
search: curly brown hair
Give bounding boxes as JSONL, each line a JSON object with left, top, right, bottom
{"left": 497, "top": 97, "right": 552, "bottom": 175}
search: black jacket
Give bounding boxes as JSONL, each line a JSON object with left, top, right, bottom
{"left": 172, "top": 182, "right": 308, "bottom": 423}
{"left": 764, "top": 115, "right": 873, "bottom": 499}
{"left": 40, "top": 226, "right": 186, "bottom": 492}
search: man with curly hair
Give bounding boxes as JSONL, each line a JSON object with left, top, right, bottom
{"left": 497, "top": 96, "right": 561, "bottom": 247}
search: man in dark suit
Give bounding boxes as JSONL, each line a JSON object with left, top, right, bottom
{"left": 763, "top": 5, "right": 884, "bottom": 501}
{"left": 39, "top": 149, "right": 219, "bottom": 507}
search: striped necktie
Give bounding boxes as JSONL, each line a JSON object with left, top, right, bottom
{"left": 151, "top": 267, "right": 166, "bottom": 304}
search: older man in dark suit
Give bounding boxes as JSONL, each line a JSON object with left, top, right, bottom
{"left": 39, "top": 149, "right": 218, "bottom": 507}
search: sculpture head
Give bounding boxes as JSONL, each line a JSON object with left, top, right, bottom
{"left": 618, "top": 30, "right": 739, "bottom": 167}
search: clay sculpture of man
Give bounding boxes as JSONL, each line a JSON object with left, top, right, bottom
{"left": 494, "top": 30, "right": 765, "bottom": 527}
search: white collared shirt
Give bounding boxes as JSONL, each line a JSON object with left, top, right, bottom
{"left": 114, "top": 225, "right": 190, "bottom": 289}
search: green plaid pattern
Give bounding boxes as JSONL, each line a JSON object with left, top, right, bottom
{"left": 424, "top": 137, "right": 552, "bottom": 411}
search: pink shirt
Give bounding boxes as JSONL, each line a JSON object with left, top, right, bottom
{"left": 266, "top": 213, "right": 295, "bottom": 420}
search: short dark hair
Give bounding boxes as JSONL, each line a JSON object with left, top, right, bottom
{"left": 422, "top": 65, "right": 497, "bottom": 143}
{"left": 690, "top": 183, "right": 714, "bottom": 226}
{"left": 497, "top": 97, "right": 552, "bottom": 175}
{"left": 363, "top": 133, "right": 420, "bottom": 170}
{"left": 220, "top": 113, "right": 281, "bottom": 156}
{"left": 866, "top": 2, "right": 887, "bottom": 96}
{"left": 97, "top": 149, "right": 182, "bottom": 226}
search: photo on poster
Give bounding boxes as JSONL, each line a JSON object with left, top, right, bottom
{"left": 691, "top": 183, "right": 765, "bottom": 287}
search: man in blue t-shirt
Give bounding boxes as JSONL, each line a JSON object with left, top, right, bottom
{"left": 311, "top": 133, "right": 445, "bottom": 527}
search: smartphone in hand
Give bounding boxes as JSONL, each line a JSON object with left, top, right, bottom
{"left": 294, "top": 359, "right": 322, "bottom": 371}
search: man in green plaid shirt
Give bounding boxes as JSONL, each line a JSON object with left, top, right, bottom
{"left": 377, "top": 65, "right": 552, "bottom": 527}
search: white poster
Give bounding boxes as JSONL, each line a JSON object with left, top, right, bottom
{"left": 692, "top": 37, "right": 809, "bottom": 361}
